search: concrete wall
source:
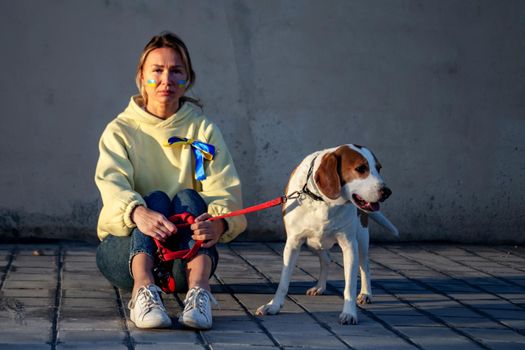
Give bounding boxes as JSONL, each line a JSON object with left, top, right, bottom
{"left": 0, "top": 0, "right": 523, "bottom": 243}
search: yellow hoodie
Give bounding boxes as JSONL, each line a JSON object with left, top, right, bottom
{"left": 95, "top": 95, "right": 247, "bottom": 242}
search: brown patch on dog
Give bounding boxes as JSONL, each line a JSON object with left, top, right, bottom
{"left": 357, "top": 209, "right": 368, "bottom": 228}
{"left": 315, "top": 146, "right": 370, "bottom": 199}
{"left": 315, "top": 153, "right": 341, "bottom": 199}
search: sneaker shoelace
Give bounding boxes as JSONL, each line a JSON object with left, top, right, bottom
{"left": 183, "top": 287, "right": 217, "bottom": 316}
{"left": 133, "top": 285, "right": 166, "bottom": 319}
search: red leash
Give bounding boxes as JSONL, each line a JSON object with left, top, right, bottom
{"left": 156, "top": 196, "right": 286, "bottom": 262}
{"left": 168, "top": 196, "right": 285, "bottom": 230}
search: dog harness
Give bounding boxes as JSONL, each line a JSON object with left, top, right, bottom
{"left": 286, "top": 155, "right": 325, "bottom": 202}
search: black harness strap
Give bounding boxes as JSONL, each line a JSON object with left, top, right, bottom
{"left": 302, "top": 156, "right": 324, "bottom": 201}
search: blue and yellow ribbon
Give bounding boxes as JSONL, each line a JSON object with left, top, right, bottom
{"left": 165, "top": 136, "right": 215, "bottom": 181}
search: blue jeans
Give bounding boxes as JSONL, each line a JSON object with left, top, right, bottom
{"left": 96, "top": 189, "right": 219, "bottom": 292}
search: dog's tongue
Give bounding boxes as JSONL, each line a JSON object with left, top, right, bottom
{"left": 364, "top": 202, "right": 380, "bottom": 212}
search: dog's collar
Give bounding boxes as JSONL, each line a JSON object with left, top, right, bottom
{"left": 302, "top": 155, "right": 324, "bottom": 202}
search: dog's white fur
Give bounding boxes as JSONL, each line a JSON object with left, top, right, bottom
{"left": 256, "top": 144, "right": 397, "bottom": 324}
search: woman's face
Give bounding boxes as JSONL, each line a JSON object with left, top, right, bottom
{"left": 141, "top": 47, "right": 188, "bottom": 110}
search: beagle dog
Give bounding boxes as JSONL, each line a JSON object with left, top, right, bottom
{"left": 256, "top": 144, "right": 398, "bottom": 324}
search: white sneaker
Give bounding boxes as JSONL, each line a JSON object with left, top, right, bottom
{"left": 178, "top": 287, "right": 217, "bottom": 330}
{"left": 128, "top": 284, "right": 172, "bottom": 328}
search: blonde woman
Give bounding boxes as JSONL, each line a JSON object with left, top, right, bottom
{"left": 95, "top": 32, "right": 246, "bottom": 330}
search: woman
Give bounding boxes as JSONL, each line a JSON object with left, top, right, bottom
{"left": 95, "top": 32, "right": 247, "bottom": 330}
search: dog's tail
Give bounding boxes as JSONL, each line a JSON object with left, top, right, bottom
{"left": 368, "top": 211, "right": 399, "bottom": 237}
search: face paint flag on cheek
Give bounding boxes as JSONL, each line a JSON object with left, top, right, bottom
{"left": 147, "top": 79, "right": 157, "bottom": 87}
{"left": 178, "top": 80, "right": 186, "bottom": 88}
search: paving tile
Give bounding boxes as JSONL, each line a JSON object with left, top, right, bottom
{"left": 0, "top": 305, "right": 53, "bottom": 319}
{"left": 5, "top": 273, "right": 57, "bottom": 282}
{"left": 63, "top": 255, "right": 96, "bottom": 262}
{"left": 262, "top": 316, "right": 329, "bottom": 333}
{"left": 500, "top": 318, "right": 525, "bottom": 331}
{"left": 204, "top": 330, "right": 275, "bottom": 346}
{"left": 61, "top": 279, "right": 113, "bottom": 290}
{"left": 61, "top": 289, "right": 116, "bottom": 299}
{"left": 130, "top": 328, "right": 199, "bottom": 344}
{"left": 16, "top": 249, "right": 58, "bottom": 256}
{"left": 3, "top": 280, "right": 56, "bottom": 289}
{"left": 0, "top": 344, "right": 51, "bottom": 349}
{"left": 212, "top": 319, "right": 262, "bottom": 332}
{"left": 211, "top": 346, "right": 278, "bottom": 350}
{"left": 395, "top": 326, "right": 486, "bottom": 350}
{"left": 213, "top": 309, "right": 250, "bottom": 319}
{"left": 458, "top": 327, "right": 525, "bottom": 348}
{"left": 0, "top": 318, "right": 51, "bottom": 343}
{"left": 448, "top": 293, "right": 500, "bottom": 300}
{"left": 340, "top": 334, "right": 419, "bottom": 350}
{"left": 375, "top": 314, "right": 441, "bottom": 327}
{"left": 57, "top": 343, "right": 128, "bottom": 350}
{"left": 7, "top": 267, "right": 55, "bottom": 275}
{"left": 444, "top": 317, "right": 506, "bottom": 329}
{"left": 12, "top": 254, "right": 56, "bottom": 262}
{"left": 61, "top": 297, "right": 117, "bottom": 309}
{"left": 59, "top": 316, "right": 123, "bottom": 331}
{"left": 368, "top": 307, "right": 426, "bottom": 316}
{"left": 58, "top": 329, "right": 126, "bottom": 343}
{"left": 478, "top": 308, "right": 525, "bottom": 320}
{"left": 270, "top": 332, "right": 345, "bottom": 348}
{"left": 425, "top": 307, "right": 483, "bottom": 318}
{"left": 60, "top": 308, "right": 120, "bottom": 318}
{"left": 0, "top": 288, "right": 54, "bottom": 298}
{"left": 0, "top": 296, "right": 53, "bottom": 307}
{"left": 459, "top": 300, "right": 515, "bottom": 312}
{"left": 135, "top": 344, "right": 205, "bottom": 350}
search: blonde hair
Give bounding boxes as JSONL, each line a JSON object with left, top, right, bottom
{"left": 135, "top": 31, "right": 201, "bottom": 107}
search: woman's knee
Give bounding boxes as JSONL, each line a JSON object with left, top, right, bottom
{"left": 172, "top": 189, "right": 207, "bottom": 216}
{"left": 144, "top": 190, "right": 171, "bottom": 216}
{"left": 175, "top": 189, "right": 202, "bottom": 203}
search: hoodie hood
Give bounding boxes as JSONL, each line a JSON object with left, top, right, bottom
{"left": 119, "top": 95, "right": 195, "bottom": 128}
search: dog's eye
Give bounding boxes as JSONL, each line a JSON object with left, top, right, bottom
{"left": 355, "top": 165, "right": 368, "bottom": 174}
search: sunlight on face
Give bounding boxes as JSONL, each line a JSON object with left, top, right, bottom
{"left": 142, "top": 47, "right": 188, "bottom": 115}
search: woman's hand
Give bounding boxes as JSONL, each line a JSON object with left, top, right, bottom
{"left": 190, "top": 213, "right": 226, "bottom": 248}
{"left": 131, "top": 205, "right": 177, "bottom": 242}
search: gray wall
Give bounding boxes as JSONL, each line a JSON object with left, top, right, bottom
{"left": 0, "top": 0, "right": 523, "bottom": 243}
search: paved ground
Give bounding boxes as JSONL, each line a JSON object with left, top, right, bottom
{"left": 0, "top": 242, "right": 525, "bottom": 350}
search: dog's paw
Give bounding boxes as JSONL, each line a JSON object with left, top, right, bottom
{"left": 256, "top": 303, "right": 281, "bottom": 316}
{"left": 306, "top": 286, "right": 326, "bottom": 296}
{"left": 339, "top": 312, "right": 358, "bottom": 325}
{"left": 357, "top": 293, "right": 372, "bottom": 305}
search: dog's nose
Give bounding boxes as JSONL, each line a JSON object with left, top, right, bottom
{"left": 379, "top": 186, "right": 392, "bottom": 202}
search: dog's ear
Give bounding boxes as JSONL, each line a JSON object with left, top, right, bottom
{"left": 315, "top": 152, "right": 341, "bottom": 199}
